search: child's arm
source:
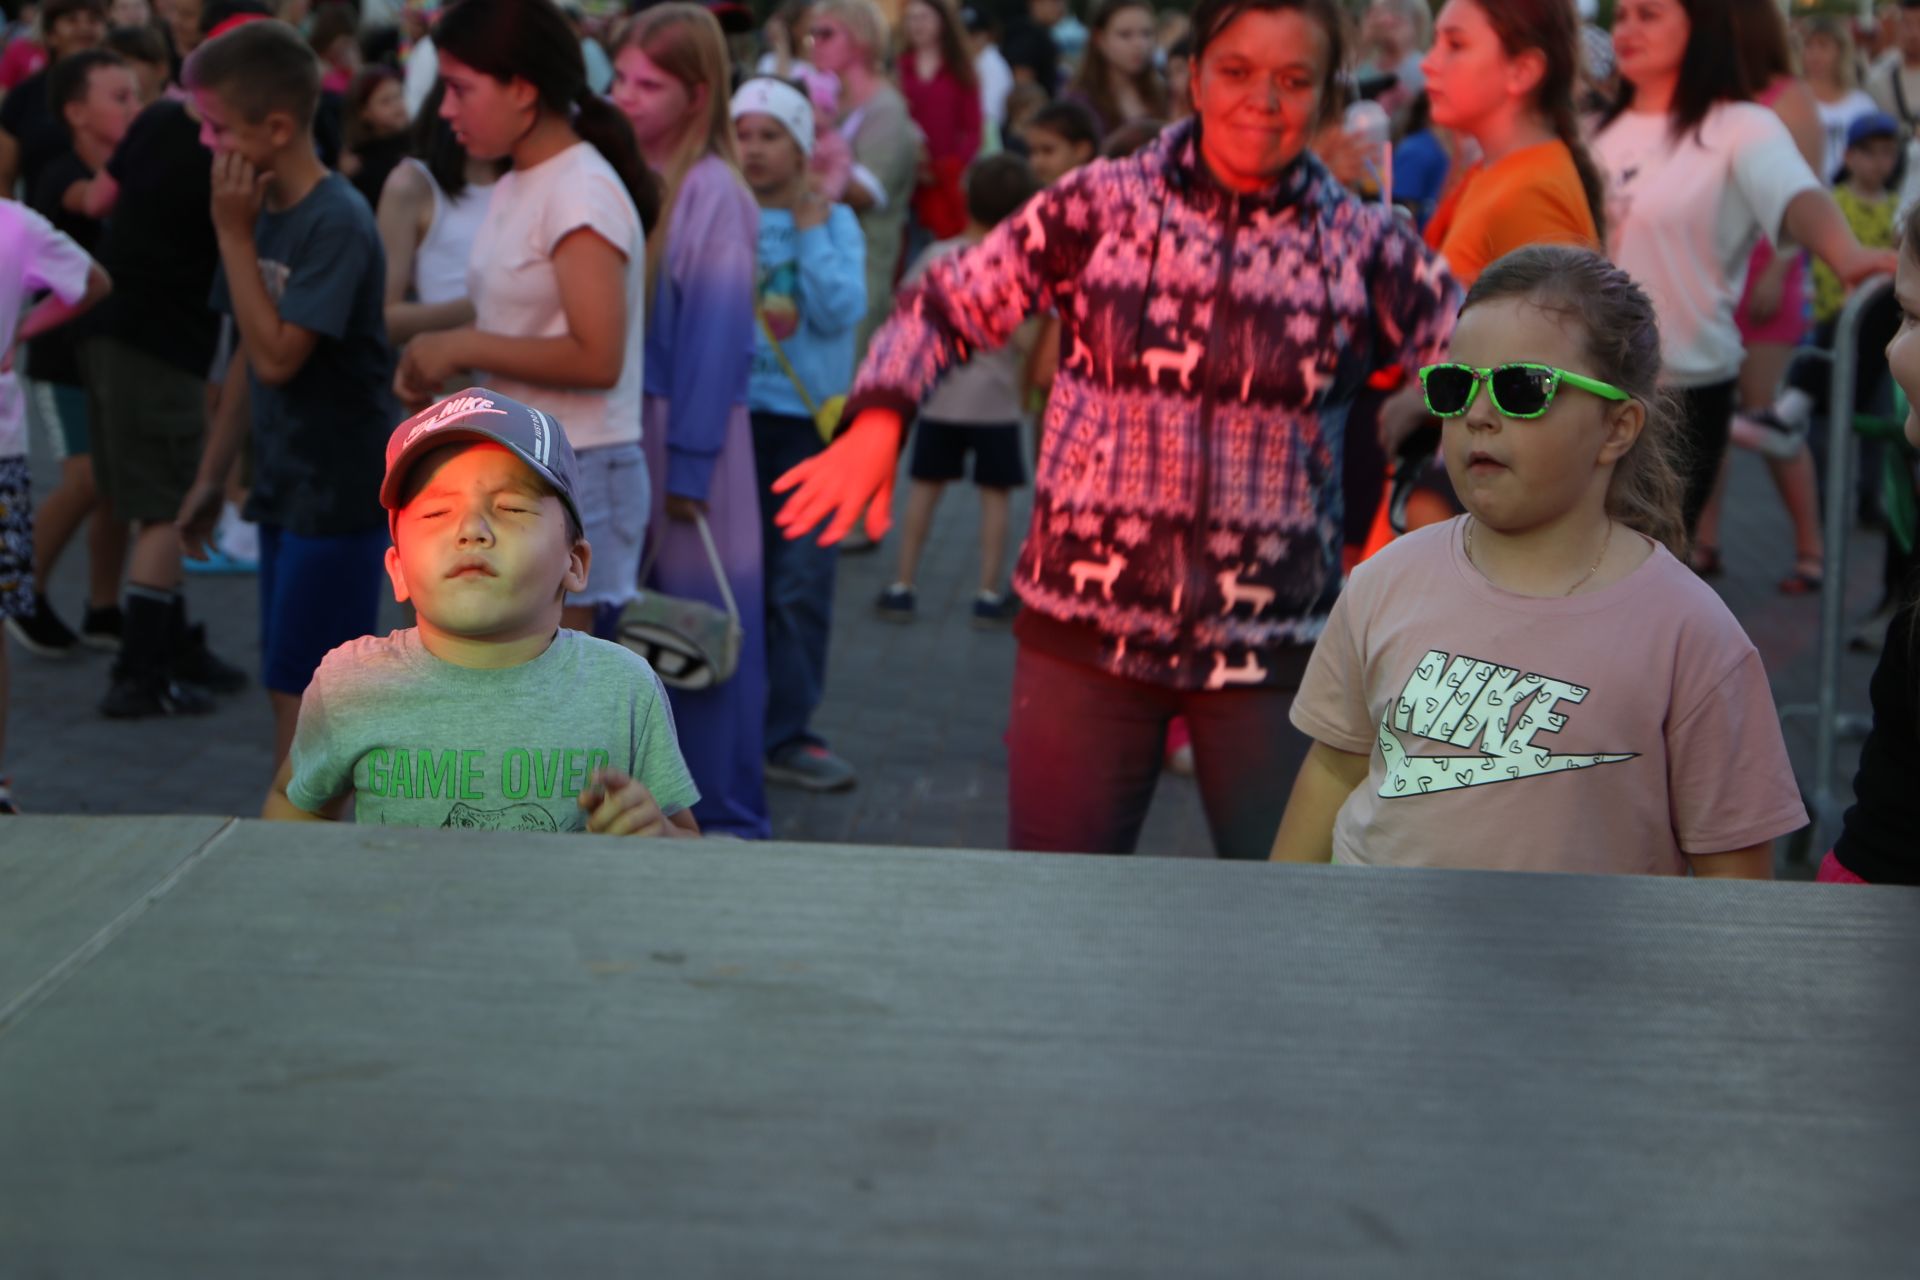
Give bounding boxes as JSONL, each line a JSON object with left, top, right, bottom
{"left": 210, "top": 153, "right": 320, "bottom": 386}
{"left": 1270, "top": 742, "right": 1371, "bottom": 863}
{"left": 795, "top": 199, "right": 867, "bottom": 335}
{"left": 7, "top": 260, "right": 110, "bottom": 358}
{"left": 579, "top": 768, "right": 701, "bottom": 838}
{"left": 177, "top": 351, "right": 251, "bottom": 559}
{"left": 377, "top": 160, "right": 474, "bottom": 346}
{"left": 1686, "top": 843, "right": 1774, "bottom": 880}
{"left": 263, "top": 757, "right": 345, "bottom": 822}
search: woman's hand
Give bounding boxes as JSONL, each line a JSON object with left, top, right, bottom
{"left": 772, "top": 408, "right": 903, "bottom": 544}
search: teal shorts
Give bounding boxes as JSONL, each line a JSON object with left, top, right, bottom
{"left": 27, "top": 379, "right": 89, "bottom": 459}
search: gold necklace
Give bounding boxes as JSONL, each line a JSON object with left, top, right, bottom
{"left": 1465, "top": 517, "right": 1612, "bottom": 597}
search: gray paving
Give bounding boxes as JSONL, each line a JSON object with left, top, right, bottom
{"left": 7, "top": 428, "right": 1882, "bottom": 868}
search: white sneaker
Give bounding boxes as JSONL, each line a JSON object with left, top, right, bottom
{"left": 1730, "top": 407, "right": 1807, "bottom": 461}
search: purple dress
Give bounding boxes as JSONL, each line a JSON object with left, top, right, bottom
{"left": 641, "top": 155, "right": 769, "bottom": 838}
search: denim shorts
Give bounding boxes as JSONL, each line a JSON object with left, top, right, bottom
{"left": 571, "top": 441, "right": 649, "bottom": 608}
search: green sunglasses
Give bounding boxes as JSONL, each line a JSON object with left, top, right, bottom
{"left": 1418, "top": 363, "right": 1631, "bottom": 420}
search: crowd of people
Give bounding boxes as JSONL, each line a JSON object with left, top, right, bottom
{"left": 0, "top": 0, "right": 1914, "bottom": 885}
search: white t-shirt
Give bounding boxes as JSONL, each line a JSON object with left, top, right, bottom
{"left": 976, "top": 45, "right": 1014, "bottom": 129}
{"left": 1816, "top": 89, "right": 1880, "bottom": 181}
{"left": 1595, "top": 103, "right": 1821, "bottom": 387}
{"left": 466, "top": 141, "right": 645, "bottom": 451}
{"left": 0, "top": 201, "right": 91, "bottom": 458}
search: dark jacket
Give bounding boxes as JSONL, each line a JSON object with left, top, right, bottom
{"left": 846, "top": 119, "right": 1461, "bottom": 690}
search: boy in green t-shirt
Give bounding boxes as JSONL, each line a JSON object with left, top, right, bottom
{"left": 264, "top": 388, "right": 700, "bottom": 836}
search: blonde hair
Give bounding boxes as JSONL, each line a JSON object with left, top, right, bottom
{"left": 619, "top": 4, "right": 740, "bottom": 298}
{"left": 814, "top": 0, "right": 889, "bottom": 69}
{"left": 1462, "top": 246, "right": 1690, "bottom": 558}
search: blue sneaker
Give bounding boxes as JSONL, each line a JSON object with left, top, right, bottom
{"left": 183, "top": 547, "right": 258, "bottom": 575}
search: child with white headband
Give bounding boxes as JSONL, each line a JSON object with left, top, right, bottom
{"left": 733, "top": 76, "right": 870, "bottom": 793}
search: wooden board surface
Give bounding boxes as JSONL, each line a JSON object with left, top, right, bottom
{"left": 2, "top": 819, "right": 1917, "bottom": 1276}
{"left": 0, "top": 816, "right": 233, "bottom": 1027}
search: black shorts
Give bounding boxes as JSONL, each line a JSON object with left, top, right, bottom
{"left": 909, "top": 418, "right": 1026, "bottom": 489}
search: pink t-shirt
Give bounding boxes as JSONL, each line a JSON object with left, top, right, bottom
{"left": 1292, "top": 518, "right": 1807, "bottom": 874}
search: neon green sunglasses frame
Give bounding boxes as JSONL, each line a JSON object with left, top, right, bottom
{"left": 1417, "top": 362, "right": 1631, "bottom": 420}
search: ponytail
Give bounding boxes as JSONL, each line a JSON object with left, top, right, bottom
{"left": 575, "top": 88, "right": 661, "bottom": 234}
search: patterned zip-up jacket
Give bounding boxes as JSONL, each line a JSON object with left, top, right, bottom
{"left": 845, "top": 120, "right": 1461, "bottom": 690}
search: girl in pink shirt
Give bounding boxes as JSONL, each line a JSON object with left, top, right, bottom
{"left": 1274, "top": 245, "right": 1804, "bottom": 876}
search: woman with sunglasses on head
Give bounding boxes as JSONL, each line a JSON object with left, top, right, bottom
{"left": 774, "top": 0, "right": 1461, "bottom": 859}
{"left": 1275, "top": 246, "right": 1805, "bottom": 876}
{"left": 1593, "top": 0, "right": 1895, "bottom": 540}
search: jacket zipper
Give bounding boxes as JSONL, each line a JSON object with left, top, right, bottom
{"left": 1183, "top": 191, "right": 1239, "bottom": 671}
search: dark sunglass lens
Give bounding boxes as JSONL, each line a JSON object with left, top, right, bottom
{"left": 1491, "top": 365, "right": 1554, "bottom": 415}
{"left": 1425, "top": 367, "right": 1474, "bottom": 414}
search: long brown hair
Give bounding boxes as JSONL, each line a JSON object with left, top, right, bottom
{"left": 618, "top": 4, "right": 741, "bottom": 297}
{"left": 1464, "top": 245, "right": 1688, "bottom": 557}
{"left": 1070, "top": 0, "right": 1170, "bottom": 131}
{"left": 1469, "top": 0, "right": 1608, "bottom": 245}
{"left": 901, "top": 0, "right": 979, "bottom": 94}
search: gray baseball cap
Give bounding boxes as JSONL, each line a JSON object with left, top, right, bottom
{"left": 380, "top": 387, "right": 583, "bottom": 533}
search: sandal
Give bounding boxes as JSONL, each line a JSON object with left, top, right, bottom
{"left": 1690, "top": 545, "right": 1723, "bottom": 578}
{"left": 1779, "top": 559, "right": 1825, "bottom": 596}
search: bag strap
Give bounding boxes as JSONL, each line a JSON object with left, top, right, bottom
{"left": 638, "top": 510, "right": 740, "bottom": 624}
{"left": 756, "top": 304, "right": 821, "bottom": 421}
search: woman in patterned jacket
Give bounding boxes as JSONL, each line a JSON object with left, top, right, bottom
{"left": 776, "top": 0, "right": 1462, "bottom": 857}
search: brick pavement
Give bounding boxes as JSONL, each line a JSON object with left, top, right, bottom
{"left": 7, "top": 432, "right": 1879, "bottom": 868}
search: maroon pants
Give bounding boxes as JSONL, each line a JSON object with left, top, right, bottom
{"left": 1006, "top": 643, "right": 1312, "bottom": 857}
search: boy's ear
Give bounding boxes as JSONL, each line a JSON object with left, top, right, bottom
{"left": 1597, "top": 397, "right": 1646, "bottom": 467}
{"left": 265, "top": 108, "right": 300, "bottom": 149}
{"left": 384, "top": 542, "right": 413, "bottom": 605}
{"left": 562, "top": 535, "right": 592, "bottom": 598}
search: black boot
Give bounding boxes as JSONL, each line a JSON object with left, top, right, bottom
{"left": 168, "top": 597, "right": 248, "bottom": 694}
{"left": 100, "top": 588, "right": 214, "bottom": 718}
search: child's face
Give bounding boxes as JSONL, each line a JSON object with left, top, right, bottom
{"left": 128, "top": 58, "right": 167, "bottom": 107}
{"left": 1887, "top": 241, "right": 1920, "bottom": 450}
{"left": 364, "top": 77, "right": 410, "bottom": 138}
{"left": 69, "top": 62, "right": 140, "bottom": 148}
{"left": 437, "top": 50, "right": 535, "bottom": 163}
{"left": 1423, "top": 0, "right": 1534, "bottom": 135}
{"left": 1025, "top": 125, "right": 1091, "bottom": 187}
{"left": 1440, "top": 297, "right": 1643, "bottom": 535}
{"left": 735, "top": 112, "right": 807, "bottom": 198}
{"left": 191, "top": 85, "right": 286, "bottom": 169}
{"left": 1848, "top": 135, "right": 1901, "bottom": 192}
{"left": 387, "top": 442, "right": 590, "bottom": 644}
{"left": 46, "top": 8, "right": 106, "bottom": 60}
{"left": 610, "top": 44, "right": 695, "bottom": 157}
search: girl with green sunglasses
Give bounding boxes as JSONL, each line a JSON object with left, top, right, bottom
{"left": 1273, "top": 245, "right": 1801, "bottom": 880}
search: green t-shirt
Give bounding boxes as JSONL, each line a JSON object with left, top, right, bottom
{"left": 287, "top": 628, "right": 699, "bottom": 832}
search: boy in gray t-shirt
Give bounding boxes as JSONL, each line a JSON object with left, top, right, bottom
{"left": 266, "top": 389, "right": 699, "bottom": 836}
